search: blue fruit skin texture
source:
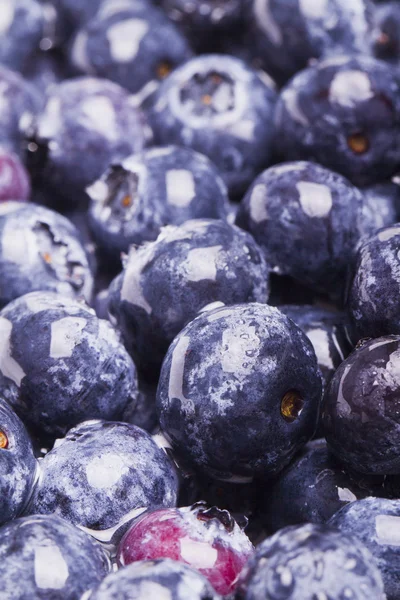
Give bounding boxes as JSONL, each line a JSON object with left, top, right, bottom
{"left": 274, "top": 55, "right": 400, "bottom": 187}
{"left": 145, "top": 54, "right": 278, "bottom": 196}
{"left": 90, "top": 558, "right": 221, "bottom": 599}
{"left": 260, "top": 439, "right": 369, "bottom": 533}
{"left": 0, "top": 202, "right": 93, "bottom": 308}
{"left": 329, "top": 497, "right": 400, "bottom": 600}
{"left": 235, "top": 161, "right": 363, "bottom": 299}
{"left": 30, "top": 420, "right": 178, "bottom": 530}
{"left": 70, "top": 1, "right": 192, "bottom": 94}
{"left": 157, "top": 302, "right": 322, "bottom": 481}
{"left": 88, "top": 146, "right": 229, "bottom": 258}
{"left": 361, "top": 182, "right": 399, "bottom": 238}
{"left": 323, "top": 335, "right": 400, "bottom": 475}
{"left": 0, "top": 513, "right": 110, "bottom": 600}
{"left": 234, "top": 523, "right": 385, "bottom": 599}
{"left": 0, "top": 291, "right": 138, "bottom": 440}
{"left": 372, "top": 2, "right": 400, "bottom": 64}
{"left": 248, "top": 0, "right": 372, "bottom": 85}
{"left": 0, "top": 0, "right": 44, "bottom": 73}
{"left": 108, "top": 219, "right": 270, "bottom": 373}
{"left": 0, "top": 64, "right": 41, "bottom": 156}
{"left": 26, "top": 77, "right": 146, "bottom": 202}
{"left": 0, "top": 398, "right": 37, "bottom": 526}
{"left": 348, "top": 224, "right": 400, "bottom": 338}
{"left": 279, "top": 305, "right": 349, "bottom": 390}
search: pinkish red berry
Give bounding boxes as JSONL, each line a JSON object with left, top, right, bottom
{"left": 0, "top": 148, "right": 30, "bottom": 202}
{"left": 117, "top": 503, "right": 254, "bottom": 595}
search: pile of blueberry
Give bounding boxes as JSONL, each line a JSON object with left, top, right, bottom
{"left": 3, "top": 0, "right": 400, "bottom": 598}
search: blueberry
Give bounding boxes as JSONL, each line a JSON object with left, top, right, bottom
{"left": 87, "top": 146, "right": 230, "bottom": 260}
{"left": 145, "top": 54, "right": 278, "bottom": 196}
{"left": 0, "top": 397, "right": 37, "bottom": 526}
{"left": 234, "top": 523, "right": 385, "bottom": 599}
{"left": 24, "top": 77, "right": 147, "bottom": 207}
{"left": 360, "top": 181, "right": 400, "bottom": 238}
{"left": 0, "top": 64, "right": 41, "bottom": 156}
{"left": 30, "top": 420, "right": 178, "bottom": 531}
{"left": 248, "top": 0, "right": 372, "bottom": 84}
{"left": 347, "top": 224, "right": 400, "bottom": 338}
{"left": 0, "top": 0, "right": 45, "bottom": 73}
{"left": 329, "top": 497, "right": 400, "bottom": 600}
{"left": 0, "top": 291, "right": 138, "bottom": 440}
{"left": 372, "top": 1, "right": 400, "bottom": 63}
{"left": 260, "top": 439, "right": 370, "bottom": 533}
{"left": 157, "top": 302, "right": 322, "bottom": 481}
{"left": 70, "top": 0, "right": 193, "bottom": 94}
{"left": 0, "top": 513, "right": 110, "bottom": 599}
{"left": 108, "top": 219, "right": 270, "bottom": 374}
{"left": 323, "top": 335, "right": 400, "bottom": 474}
{"left": 236, "top": 161, "right": 364, "bottom": 300}
{"left": 0, "top": 149, "right": 30, "bottom": 202}
{"left": 0, "top": 202, "right": 93, "bottom": 308}
{"left": 279, "top": 305, "right": 350, "bottom": 390}
{"left": 274, "top": 55, "right": 400, "bottom": 186}
{"left": 90, "top": 558, "right": 221, "bottom": 600}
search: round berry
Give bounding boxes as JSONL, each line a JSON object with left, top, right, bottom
{"left": 235, "top": 523, "right": 385, "bottom": 599}
{"left": 30, "top": 420, "right": 178, "bottom": 530}
{"left": 0, "top": 397, "right": 37, "bottom": 526}
{"left": 0, "top": 514, "right": 110, "bottom": 599}
{"left": 118, "top": 503, "right": 253, "bottom": 595}
{"left": 90, "top": 558, "right": 221, "bottom": 599}
{"left": 323, "top": 335, "right": 400, "bottom": 475}
{"left": 235, "top": 161, "right": 363, "bottom": 299}
{"left": 157, "top": 302, "right": 322, "bottom": 481}
{"left": 145, "top": 54, "right": 277, "bottom": 196}
{"left": 0, "top": 291, "right": 138, "bottom": 439}
{"left": 274, "top": 55, "right": 400, "bottom": 186}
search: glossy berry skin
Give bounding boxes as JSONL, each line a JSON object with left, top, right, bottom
{"left": 90, "top": 558, "right": 221, "bottom": 600}
{"left": 329, "top": 497, "right": 400, "bottom": 600}
{"left": 0, "top": 0, "right": 45, "bottom": 73}
{"left": 279, "top": 305, "right": 349, "bottom": 390}
{"left": 0, "top": 149, "right": 30, "bottom": 202}
{"left": 0, "top": 291, "right": 138, "bottom": 440}
{"left": 87, "top": 146, "right": 229, "bottom": 259}
{"left": 146, "top": 54, "right": 277, "bottom": 196}
{"left": 0, "top": 64, "right": 40, "bottom": 156}
{"left": 274, "top": 55, "right": 400, "bottom": 187}
{"left": 117, "top": 504, "right": 254, "bottom": 595}
{"left": 0, "top": 514, "right": 110, "bottom": 600}
{"left": 248, "top": 0, "right": 372, "bottom": 84}
{"left": 24, "top": 77, "right": 146, "bottom": 206}
{"left": 323, "top": 335, "right": 400, "bottom": 475}
{"left": 70, "top": 0, "right": 192, "bottom": 94}
{"left": 0, "top": 397, "right": 37, "bottom": 526}
{"left": 235, "top": 161, "right": 363, "bottom": 299}
{"left": 361, "top": 182, "right": 399, "bottom": 237}
{"left": 235, "top": 523, "right": 385, "bottom": 600}
{"left": 372, "top": 2, "right": 400, "bottom": 63}
{"left": 260, "top": 439, "right": 369, "bottom": 533}
{"left": 108, "top": 219, "right": 270, "bottom": 374}
{"left": 348, "top": 224, "right": 400, "bottom": 338}
{"left": 0, "top": 202, "right": 93, "bottom": 308}
{"left": 157, "top": 302, "right": 322, "bottom": 481}
{"left": 30, "top": 420, "right": 178, "bottom": 530}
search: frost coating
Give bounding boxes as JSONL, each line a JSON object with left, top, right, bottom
{"left": 0, "top": 317, "right": 25, "bottom": 386}
{"left": 296, "top": 181, "right": 333, "bottom": 218}
{"left": 329, "top": 71, "right": 373, "bottom": 107}
{"left": 34, "top": 543, "right": 69, "bottom": 590}
{"left": 166, "top": 170, "right": 196, "bottom": 207}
